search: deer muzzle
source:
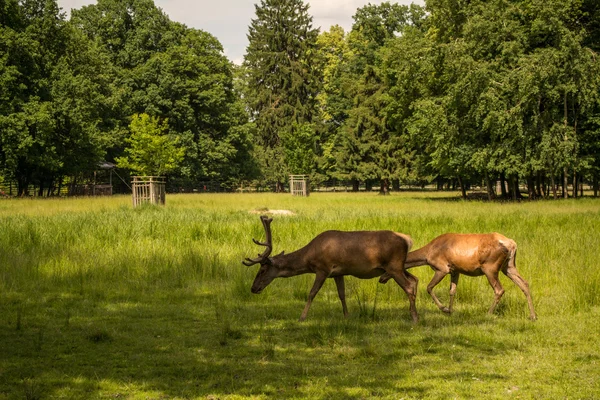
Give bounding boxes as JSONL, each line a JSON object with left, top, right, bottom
{"left": 251, "top": 286, "right": 263, "bottom": 294}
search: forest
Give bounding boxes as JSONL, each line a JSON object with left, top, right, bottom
{"left": 1, "top": 0, "right": 600, "bottom": 199}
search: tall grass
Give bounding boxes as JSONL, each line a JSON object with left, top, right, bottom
{"left": 1, "top": 193, "right": 599, "bottom": 314}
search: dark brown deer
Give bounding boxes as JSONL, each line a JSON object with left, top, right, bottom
{"left": 379, "top": 233, "right": 537, "bottom": 320}
{"left": 243, "top": 216, "right": 419, "bottom": 322}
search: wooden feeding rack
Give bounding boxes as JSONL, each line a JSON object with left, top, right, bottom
{"left": 132, "top": 176, "right": 166, "bottom": 207}
{"left": 289, "top": 175, "right": 310, "bottom": 197}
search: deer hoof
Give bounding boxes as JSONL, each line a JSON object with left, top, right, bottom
{"left": 441, "top": 307, "right": 451, "bottom": 314}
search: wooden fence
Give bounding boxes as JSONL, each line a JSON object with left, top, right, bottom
{"left": 132, "top": 176, "right": 166, "bottom": 207}
{"left": 289, "top": 175, "right": 309, "bottom": 197}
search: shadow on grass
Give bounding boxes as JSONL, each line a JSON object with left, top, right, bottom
{"left": 405, "top": 191, "right": 535, "bottom": 203}
{"left": 0, "top": 287, "right": 531, "bottom": 399}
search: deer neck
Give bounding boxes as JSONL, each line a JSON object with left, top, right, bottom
{"left": 405, "top": 245, "right": 429, "bottom": 268}
{"left": 272, "top": 250, "right": 311, "bottom": 276}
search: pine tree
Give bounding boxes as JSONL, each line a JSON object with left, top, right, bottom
{"left": 243, "top": 0, "right": 321, "bottom": 190}
{"left": 332, "top": 2, "right": 419, "bottom": 193}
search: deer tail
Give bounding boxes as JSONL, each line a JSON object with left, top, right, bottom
{"left": 498, "top": 237, "right": 517, "bottom": 271}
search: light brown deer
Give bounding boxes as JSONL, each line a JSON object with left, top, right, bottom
{"left": 243, "top": 216, "right": 419, "bottom": 322}
{"left": 379, "top": 233, "right": 537, "bottom": 320}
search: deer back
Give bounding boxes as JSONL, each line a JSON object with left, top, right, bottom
{"left": 283, "top": 230, "right": 413, "bottom": 278}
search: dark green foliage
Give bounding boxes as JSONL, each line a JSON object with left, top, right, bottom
{"left": 0, "top": 0, "right": 113, "bottom": 195}
{"left": 72, "top": 0, "right": 255, "bottom": 183}
{"left": 328, "top": 2, "right": 426, "bottom": 192}
{"left": 243, "top": 0, "right": 321, "bottom": 186}
{"left": 380, "top": 0, "right": 600, "bottom": 197}
{"left": 1, "top": 0, "right": 600, "bottom": 194}
{"left": 0, "top": 0, "right": 255, "bottom": 192}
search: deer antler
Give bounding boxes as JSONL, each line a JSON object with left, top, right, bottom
{"left": 243, "top": 215, "right": 273, "bottom": 266}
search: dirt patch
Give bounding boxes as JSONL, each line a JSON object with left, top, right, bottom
{"left": 249, "top": 209, "right": 296, "bottom": 216}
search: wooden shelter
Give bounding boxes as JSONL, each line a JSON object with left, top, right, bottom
{"left": 132, "top": 176, "right": 166, "bottom": 207}
{"left": 290, "top": 175, "right": 309, "bottom": 197}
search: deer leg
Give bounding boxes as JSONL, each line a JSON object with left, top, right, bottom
{"left": 299, "top": 272, "right": 327, "bottom": 322}
{"left": 448, "top": 272, "right": 460, "bottom": 314}
{"left": 404, "top": 270, "right": 419, "bottom": 323}
{"left": 483, "top": 269, "right": 505, "bottom": 315}
{"left": 380, "top": 258, "right": 422, "bottom": 284}
{"left": 388, "top": 268, "right": 419, "bottom": 323}
{"left": 334, "top": 276, "right": 349, "bottom": 318}
{"left": 427, "top": 269, "right": 450, "bottom": 313}
{"left": 503, "top": 267, "right": 537, "bottom": 320}
{"left": 378, "top": 272, "right": 392, "bottom": 284}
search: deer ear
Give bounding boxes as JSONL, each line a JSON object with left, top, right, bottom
{"left": 276, "top": 251, "right": 285, "bottom": 257}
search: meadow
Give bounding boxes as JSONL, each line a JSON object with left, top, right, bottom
{"left": 1, "top": 192, "right": 599, "bottom": 399}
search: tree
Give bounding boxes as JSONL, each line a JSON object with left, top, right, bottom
{"left": 382, "top": 23, "right": 436, "bottom": 189}
{"left": 72, "top": 0, "right": 255, "bottom": 185}
{"left": 116, "top": 113, "right": 183, "bottom": 176}
{"left": 331, "top": 2, "right": 425, "bottom": 193}
{"left": 466, "top": 0, "right": 600, "bottom": 199}
{"left": 0, "top": 0, "right": 112, "bottom": 195}
{"left": 314, "top": 25, "right": 353, "bottom": 182}
{"left": 243, "top": 0, "right": 321, "bottom": 190}
{"left": 385, "top": 0, "right": 600, "bottom": 199}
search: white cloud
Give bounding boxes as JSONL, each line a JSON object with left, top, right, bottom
{"left": 56, "top": 0, "right": 425, "bottom": 64}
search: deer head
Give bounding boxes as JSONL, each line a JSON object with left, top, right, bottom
{"left": 243, "top": 215, "right": 280, "bottom": 293}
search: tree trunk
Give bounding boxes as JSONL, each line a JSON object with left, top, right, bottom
{"left": 572, "top": 170, "right": 577, "bottom": 199}
{"left": 510, "top": 176, "right": 517, "bottom": 201}
{"left": 484, "top": 171, "right": 494, "bottom": 201}
{"left": 541, "top": 177, "right": 547, "bottom": 199}
{"left": 526, "top": 175, "right": 536, "bottom": 200}
{"left": 540, "top": 174, "right": 548, "bottom": 198}
{"left": 392, "top": 179, "right": 400, "bottom": 192}
{"left": 500, "top": 173, "right": 508, "bottom": 198}
{"left": 516, "top": 176, "right": 523, "bottom": 199}
{"left": 550, "top": 174, "right": 557, "bottom": 199}
{"left": 509, "top": 175, "right": 523, "bottom": 200}
{"left": 70, "top": 176, "right": 77, "bottom": 196}
{"left": 276, "top": 181, "right": 284, "bottom": 193}
{"left": 457, "top": 176, "right": 467, "bottom": 200}
{"left": 46, "top": 178, "right": 53, "bottom": 197}
{"left": 594, "top": 175, "right": 598, "bottom": 197}
{"left": 563, "top": 168, "right": 569, "bottom": 199}
{"left": 379, "top": 179, "right": 390, "bottom": 195}
{"left": 365, "top": 180, "right": 373, "bottom": 192}
{"left": 17, "top": 176, "right": 29, "bottom": 196}
{"left": 351, "top": 179, "right": 359, "bottom": 192}
{"left": 536, "top": 172, "right": 543, "bottom": 198}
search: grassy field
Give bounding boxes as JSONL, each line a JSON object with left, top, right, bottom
{"left": 1, "top": 192, "right": 599, "bottom": 399}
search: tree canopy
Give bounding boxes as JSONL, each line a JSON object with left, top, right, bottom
{"left": 1, "top": 0, "right": 599, "bottom": 198}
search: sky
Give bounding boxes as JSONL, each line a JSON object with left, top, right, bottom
{"left": 56, "top": 0, "right": 425, "bottom": 65}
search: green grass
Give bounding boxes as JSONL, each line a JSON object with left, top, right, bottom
{"left": 1, "top": 192, "right": 599, "bottom": 399}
